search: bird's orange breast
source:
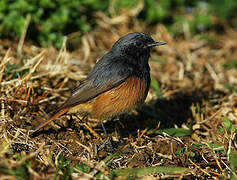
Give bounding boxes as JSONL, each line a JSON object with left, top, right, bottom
{"left": 91, "top": 76, "right": 148, "bottom": 119}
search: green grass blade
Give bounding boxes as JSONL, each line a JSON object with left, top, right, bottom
{"left": 112, "top": 166, "right": 189, "bottom": 177}
{"left": 148, "top": 128, "right": 192, "bottom": 137}
{"left": 229, "top": 151, "right": 237, "bottom": 180}
{"left": 151, "top": 76, "right": 163, "bottom": 98}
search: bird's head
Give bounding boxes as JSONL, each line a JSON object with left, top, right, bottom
{"left": 111, "top": 33, "right": 166, "bottom": 58}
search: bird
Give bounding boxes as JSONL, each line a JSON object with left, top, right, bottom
{"left": 31, "top": 32, "right": 166, "bottom": 134}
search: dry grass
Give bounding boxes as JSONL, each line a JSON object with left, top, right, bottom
{"left": 0, "top": 7, "right": 237, "bottom": 179}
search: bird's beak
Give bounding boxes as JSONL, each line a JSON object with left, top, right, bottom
{"left": 146, "top": 42, "right": 167, "bottom": 48}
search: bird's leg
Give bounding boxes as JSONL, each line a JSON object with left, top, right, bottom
{"left": 74, "top": 114, "right": 102, "bottom": 140}
{"left": 73, "top": 114, "right": 112, "bottom": 147}
{"left": 113, "top": 116, "right": 125, "bottom": 128}
{"left": 113, "top": 117, "right": 122, "bottom": 137}
{"left": 113, "top": 115, "right": 130, "bottom": 138}
{"left": 100, "top": 120, "right": 113, "bottom": 148}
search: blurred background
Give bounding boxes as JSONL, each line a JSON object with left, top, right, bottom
{"left": 0, "top": 0, "right": 237, "bottom": 47}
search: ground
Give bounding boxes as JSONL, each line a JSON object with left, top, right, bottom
{"left": 0, "top": 12, "right": 237, "bottom": 179}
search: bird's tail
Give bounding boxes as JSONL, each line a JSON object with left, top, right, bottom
{"left": 30, "top": 107, "right": 71, "bottom": 133}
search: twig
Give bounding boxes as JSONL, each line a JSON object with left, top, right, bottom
{"left": 17, "top": 14, "right": 31, "bottom": 56}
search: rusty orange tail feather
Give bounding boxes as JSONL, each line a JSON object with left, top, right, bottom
{"left": 31, "top": 107, "right": 71, "bottom": 133}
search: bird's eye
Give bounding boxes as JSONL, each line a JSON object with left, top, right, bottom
{"left": 135, "top": 41, "right": 144, "bottom": 48}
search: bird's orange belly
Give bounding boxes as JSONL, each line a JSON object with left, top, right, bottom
{"left": 91, "top": 76, "right": 148, "bottom": 119}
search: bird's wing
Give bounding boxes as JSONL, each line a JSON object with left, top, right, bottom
{"left": 61, "top": 74, "right": 128, "bottom": 109}
{"left": 61, "top": 53, "right": 133, "bottom": 108}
